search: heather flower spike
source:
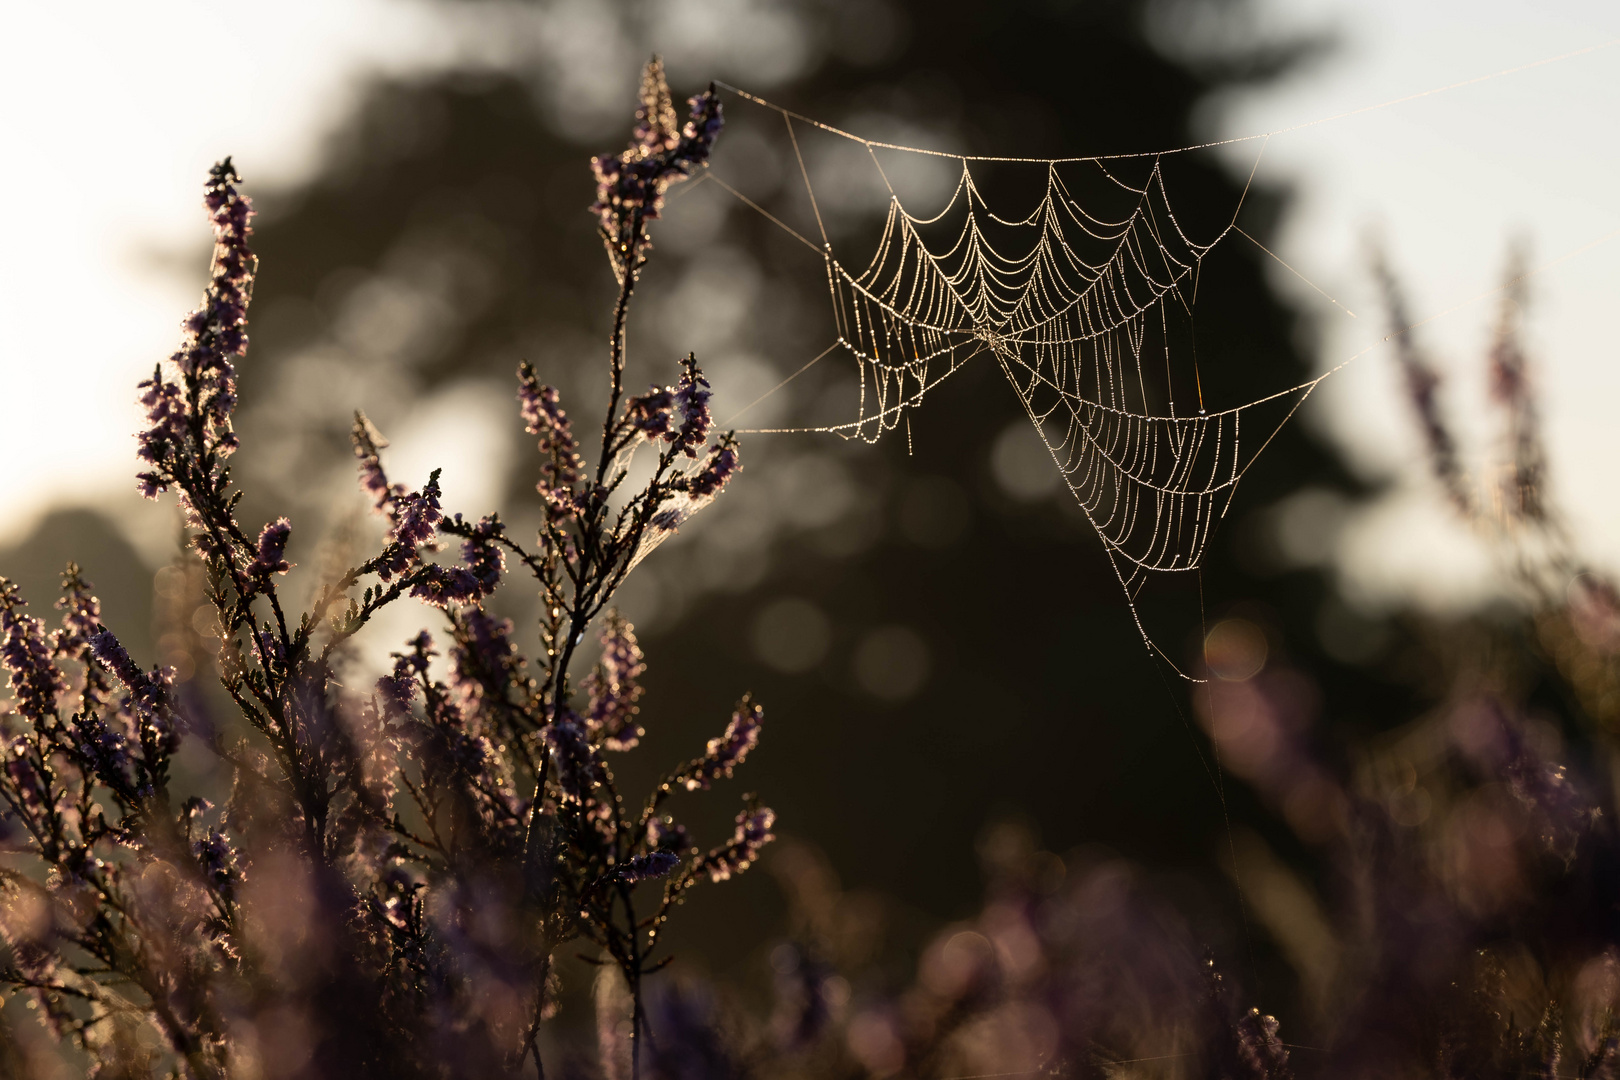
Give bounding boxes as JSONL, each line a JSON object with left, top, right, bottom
{"left": 682, "top": 695, "right": 764, "bottom": 791}
{"left": 699, "top": 804, "right": 776, "bottom": 883}
{"left": 136, "top": 158, "right": 256, "bottom": 501}
{"left": 633, "top": 57, "right": 681, "bottom": 158}
{"left": 0, "top": 579, "right": 66, "bottom": 723}
{"left": 591, "top": 57, "right": 723, "bottom": 282}
{"left": 0, "top": 74, "right": 760, "bottom": 1080}
{"left": 584, "top": 612, "right": 645, "bottom": 750}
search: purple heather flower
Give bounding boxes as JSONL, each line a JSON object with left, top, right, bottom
{"left": 615, "top": 850, "right": 680, "bottom": 885}
{"left": 583, "top": 614, "right": 644, "bottom": 751}
{"left": 649, "top": 507, "right": 686, "bottom": 533}
{"left": 248, "top": 518, "right": 293, "bottom": 585}
{"left": 135, "top": 370, "right": 187, "bottom": 498}
{"left": 625, "top": 385, "right": 676, "bottom": 440}
{"left": 174, "top": 161, "right": 255, "bottom": 377}
{"left": 1233, "top": 1008, "right": 1291, "bottom": 1078}
{"left": 680, "top": 88, "right": 723, "bottom": 166}
{"left": 411, "top": 515, "right": 506, "bottom": 608}
{"left": 449, "top": 608, "right": 522, "bottom": 714}
{"left": 391, "top": 480, "right": 442, "bottom": 548}
{"left": 3, "top": 740, "right": 45, "bottom": 814}
{"left": 1497, "top": 712, "right": 1591, "bottom": 863}
{"left": 89, "top": 629, "right": 171, "bottom": 729}
{"left": 683, "top": 697, "right": 763, "bottom": 792}
{"left": 376, "top": 474, "right": 442, "bottom": 583}
{"left": 54, "top": 568, "right": 101, "bottom": 659}
{"left": 255, "top": 630, "right": 284, "bottom": 668}
{"left": 544, "top": 713, "right": 599, "bottom": 804}
{"left": 0, "top": 581, "right": 66, "bottom": 723}
{"left": 590, "top": 62, "right": 724, "bottom": 278}
{"left": 517, "top": 363, "right": 583, "bottom": 519}
{"left": 672, "top": 354, "right": 712, "bottom": 456}
{"left": 686, "top": 441, "right": 740, "bottom": 499}
{"left": 193, "top": 827, "right": 242, "bottom": 902}
{"left": 154, "top": 159, "right": 256, "bottom": 468}
{"left": 632, "top": 59, "right": 681, "bottom": 159}
{"left": 351, "top": 415, "right": 408, "bottom": 519}
{"left": 72, "top": 712, "right": 134, "bottom": 795}
{"left": 700, "top": 805, "right": 775, "bottom": 883}
{"left": 458, "top": 515, "right": 505, "bottom": 595}
{"left": 647, "top": 816, "right": 691, "bottom": 854}
{"left": 376, "top": 672, "right": 418, "bottom": 721}
{"left": 377, "top": 635, "right": 431, "bottom": 721}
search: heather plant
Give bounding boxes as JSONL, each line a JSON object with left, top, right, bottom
{"left": 0, "top": 60, "right": 767, "bottom": 1079}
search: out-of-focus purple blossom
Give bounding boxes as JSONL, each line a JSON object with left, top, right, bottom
{"left": 247, "top": 518, "right": 293, "bottom": 587}
{"left": 1372, "top": 254, "right": 1472, "bottom": 516}
{"left": 615, "top": 850, "right": 679, "bottom": 885}
{"left": 686, "top": 440, "right": 740, "bottom": 499}
{"left": 518, "top": 363, "right": 583, "bottom": 519}
{"left": 544, "top": 713, "right": 599, "bottom": 804}
{"left": 194, "top": 827, "right": 242, "bottom": 902}
{"left": 4, "top": 739, "right": 45, "bottom": 814}
{"left": 683, "top": 697, "right": 763, "bottom": 791}
{"left": 770, "top": 943, "right": 835, "bottom": 1052}
{"left": 254, "top": 629, "right": 284, "bottom": 668}
{"left": 1485, "top": 246, "right": 1546, "bottom": 523}
{"left": 700, "top": 806, "right": 775, "bottom": 883}
{"left": 672, "top": 355, "right": 712, "bottom": 456}
{"left": 649, "top": 507, "right": 686, "bottom": 533}
{"left": 583, "top": 614, "right": 644, "bottom": 751}
{"left": 647, "top": 816, "right": 691, "bottom": 854}
{"left": 1498, "top": 716, "right": 1593, "bottom": 863}
{"left": 0, "top": 580, "right": 66, "bottom": 723}
{"left": 1233, "top": 1008, "right": 1292, "bottom": 1079}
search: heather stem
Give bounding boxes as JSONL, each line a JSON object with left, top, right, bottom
{"left": 597, "top": 211, "right": 645, "bottom": 488}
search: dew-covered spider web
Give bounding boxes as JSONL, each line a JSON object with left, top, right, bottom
{"left": 686, "top": 52, "right": 1619, "bottom": 679}
{"left": 692, "top": 89, "right": 1323, "bottom": 679}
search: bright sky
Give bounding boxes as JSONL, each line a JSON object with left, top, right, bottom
{"left": 0, "top": 0, "right": 474, "bottom": 546}
{"left": 1205, "top": 0, "right": 1620, "bottom": 608}
{"left": 0, "top": 0, "right": 1615, "bottom": 611}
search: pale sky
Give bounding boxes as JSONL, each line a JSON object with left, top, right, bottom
{"left": 0, "top": 0, "right": 1615, "bottom": 613}
{"left": 1206, "top": 0, "right": 1620, "bottom": 609}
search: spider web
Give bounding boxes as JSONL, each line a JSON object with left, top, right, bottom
{"left": 694, "top": 55, "right": 1618, "bottom": 677}
{"left": 695, "top": 90, "right": 1326, "bottom": 678}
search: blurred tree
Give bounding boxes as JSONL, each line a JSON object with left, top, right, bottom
{"left": 5, "top": 0, "right": 1425, "bottom": 1050}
